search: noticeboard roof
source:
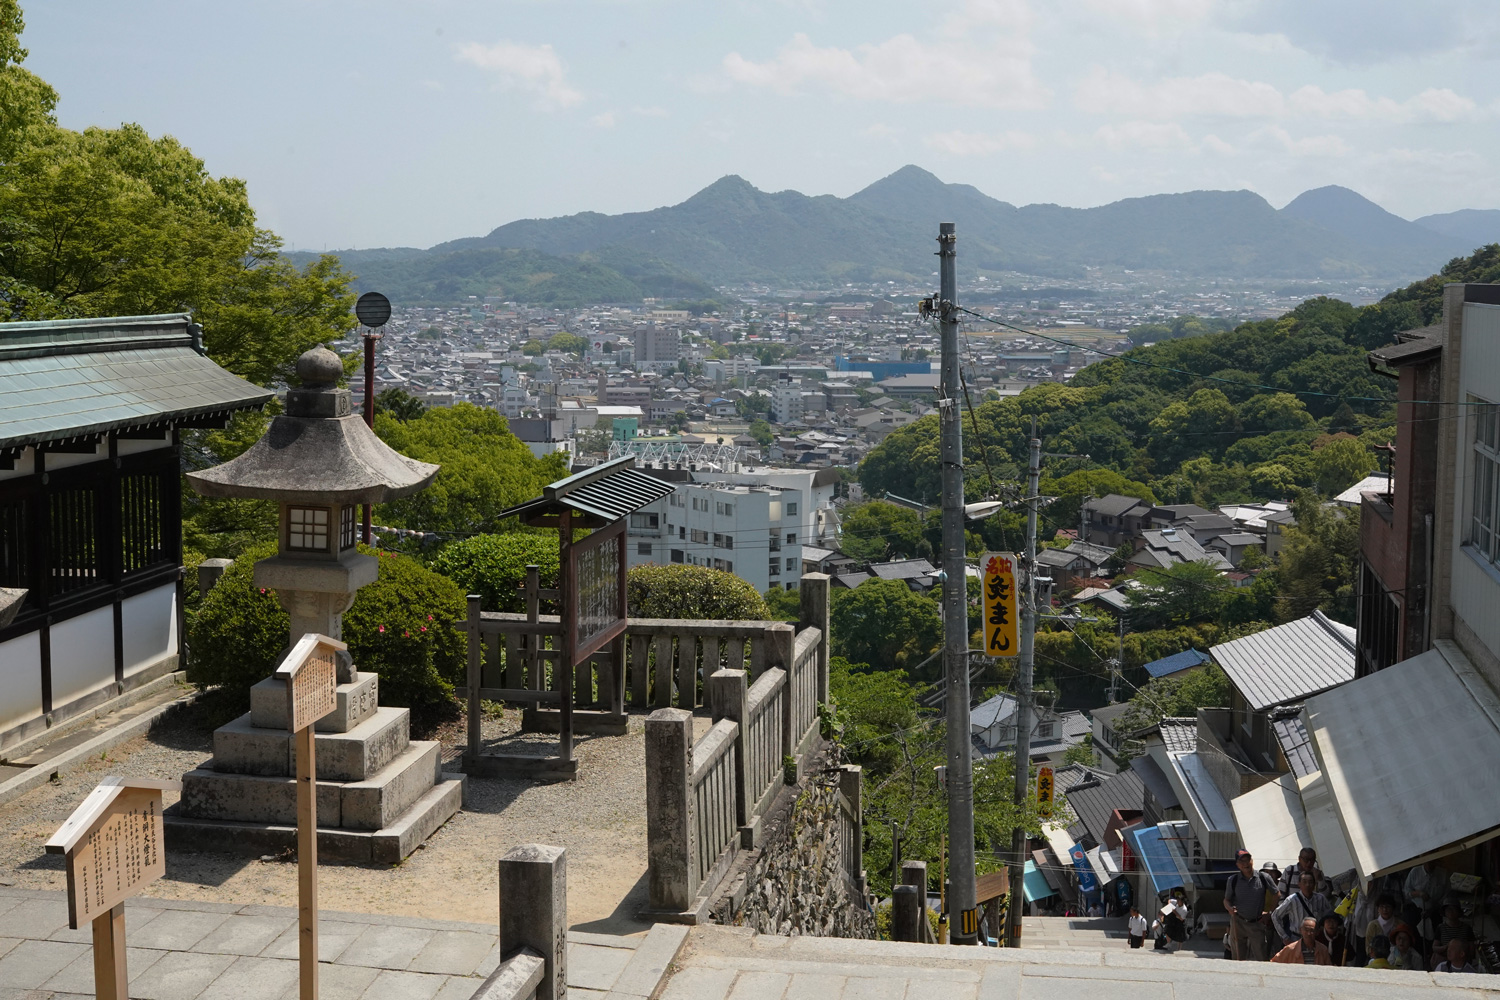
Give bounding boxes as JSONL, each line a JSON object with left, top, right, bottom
{"left": 499, "top": 455, "right": 676, "bottom": 527}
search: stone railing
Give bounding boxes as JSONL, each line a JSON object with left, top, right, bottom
{"left": 474, "top": 844, "right": 566, "bottom": 1000}
{"left": 641, "top": 575, "right": 836, "bottom": 923}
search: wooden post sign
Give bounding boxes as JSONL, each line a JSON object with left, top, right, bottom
{"left": 275, "top": 633, "right": 344, "bottom": 1000}
{"left": 44, "top": 775, "right": 181, "bottom": 1000}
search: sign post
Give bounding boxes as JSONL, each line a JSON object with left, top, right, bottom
{"left": 276, "top": 633, "right": 344, "bottom": 1000}
{"left": 45, "top": 776, "right": 181, "bottom": 1000}
{"left": 982, "top": 553, "right": 1018, "bottom": 658}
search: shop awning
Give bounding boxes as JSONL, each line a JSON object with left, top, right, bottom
{"left": 1126, "top": 823, "right": 1185, "bottom": 897}
{"left": 1296, "top": 771, "right": 1357, "bottom": 880}
{"left": 1305, "top": 642, "right": 1500, "bottom": 877}
{"left": 1150, "top": 747, "right": 1240, "bottom": 859}
{"left": 1022, "top": 860, "right": 1057, "bottom": 903}
{"left": 1230, "top": 777, "right": 1309, "bottom": 871}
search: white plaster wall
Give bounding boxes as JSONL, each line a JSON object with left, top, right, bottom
{"left": 1451, "top": 302, "right": 1500, "bottom": 665}
{"left": 121, "top": 583, "right": 177, "bottom": 677}
{"left": 42, "top": 443, "right": 107, "bottom": 471}
{"left": 117, "top": 434, "right": 172, "bottom": 457}
{"left": 49, "top": 606, "right": 116, "bottom": 705}
{"left": 0, "top": 632, "right": 43, "bottom": 732}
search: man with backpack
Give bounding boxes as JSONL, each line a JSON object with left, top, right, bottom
{"left": 1225, "top": 849, "right": 1282, "bottom": 960}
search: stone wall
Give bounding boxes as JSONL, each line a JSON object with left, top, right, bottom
{"left": 732, "top": 762, "right": 876, "bottom": 939}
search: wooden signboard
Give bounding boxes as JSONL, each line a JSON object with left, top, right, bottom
{"left": 275, "top": 633, "right": 344, "bottom": 1000}
{"left": 45, "top": 776, "right": 181, "bottom": 1000}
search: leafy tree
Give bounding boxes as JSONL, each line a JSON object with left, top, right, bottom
{"left": 1124, "top": 560, "right": 1232, "bottom": 629}
{"left": 374, "top": 403, "right": 568, "bottom": 535}
{"left": 626, "top": 564, "right": 769, "bottom": 620}
{"left": 1275, "top": 495, "right": 1359, "bottom": 624}
{"left": 761, "top": 585, "right": 802, "bottom": 622}
{"left": 1062, "top": 736, "right": 1098, "bottom": 768}
{"left": 1111, "top": 664, "right": 1232, "bottom": 759}
{"left": 430, "top": 532, "right": 558, "bottom": 614}
{"left": 747, "top": 419, "right": 774, "bottom": 447}
{"left": 1238, "top": 392, "right": 1316, "bottom": 433}
{"left": 546, "top": 331, "right": 586, "bottom": 355}
{"left": 1147, "top": 389, "right": 1238, "bottom": 466}
{"left": 1311, "top": 435, "right": 1374, "bottom": 496}
{"left": 1248, "top": 463, "right": 1298, "bottom": 498}
{"left": 374, "top": 387, "right": 428, "bottom": 423}
{"left": 839, "top": 501, "right": 929, "bottom": 563}
{"left": 521, "top": 338, "right": 544, "bottom": 355}
{"left": 829, "top": 580, "right": 941, "bottom": 671}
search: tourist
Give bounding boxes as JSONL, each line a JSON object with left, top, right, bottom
{"left": 1224, "top": 849, "right": 1281, "bottom": 961}
{"left": 1128, "top": 904, "right": 1148, "bottom": 949}
{"left": 1366, "top": 935, "right": 1392, "bottom": 969}
{"left": 1429, "top": 902, "right": 1476, "bottom": 967}
{"left": 1316, "top": 913, "right": 1355, "bottom": 967}
{"left": 1435, "top": 939, "right": 1479, "bottom": 974}
{"left": 1388, "top": 925, "right": 1422, "bottom": 971}
{"left": 1273, "top": 871, "right": 1332, "bottom": 944}
{"left": 1162, "top": 890, "right": 1190, "bottom": 952}
{"left": 1277, "top": 847, "right": 1326, "bottom": 896}
{"left": 1403, "top": 860, "right": 1448, "bottom": 940}
{"left": 1364, "top": 893, "right": 1399, "bottom": 949}
{"left": 1272, "top": 917, "right": 1332, "bottom": 965}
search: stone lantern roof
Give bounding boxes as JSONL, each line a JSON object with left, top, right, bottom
{"left": 187, "top": 347, "right": 438, "bottom": 505}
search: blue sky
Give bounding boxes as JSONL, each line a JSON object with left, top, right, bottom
{"left": 23, "top": 1, "right": 1500, "bottom": 250}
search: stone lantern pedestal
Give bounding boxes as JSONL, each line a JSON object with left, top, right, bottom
{"left": 166, "top": 347, "right": 463, "bottom": 863}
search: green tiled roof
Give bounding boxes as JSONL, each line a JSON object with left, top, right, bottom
{"left": 0, "top": 314, "right": 272, "bottom": 450}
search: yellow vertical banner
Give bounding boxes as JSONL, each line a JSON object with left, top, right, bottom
{"left": 982, "top": 552, "right": 1018, "bottom": 657}
{"left": 1037, "top": 766, "right": 1055, "bottom": 818}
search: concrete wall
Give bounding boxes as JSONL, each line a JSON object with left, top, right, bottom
{"left": 1448, "top": 300, "right": 1500, "bottom": 692}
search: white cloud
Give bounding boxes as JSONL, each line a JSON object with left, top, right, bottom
{"left": 1245, "top": 126, "right": 1350, "bottom": 158}
{"left": 923, "top": 129, "right": 1035, "bottom": 156}
{"left": 591, "top": 112, "right": 616, "bottom": 128}
{"left": 454, "top": 40, "right": 583, "bottom": 108}
{"left": 723, "top": 29, "right": 1048, "bottom": 110}
{"left": 1094, "top": 121, "right": 1195, "bottom": 151}
{"left": 631, "top": 106, "right": 670, "bottom": 118}
{"left": 1075, "top": 68, "right": 1482, "bottom": 123}
{"left": 1078, "top": 0, "right": 1211, "bottom": 28}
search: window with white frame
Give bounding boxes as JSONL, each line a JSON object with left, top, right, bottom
{"left": 1472, "top": 396, "right": 1500, "bottom": 563}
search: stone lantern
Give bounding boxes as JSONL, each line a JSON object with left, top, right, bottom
{"left": 169, "top": 347, "right": 462, "bottom": 863}
{"left": 187, "top": 346, "right": 438, "bottom": 670}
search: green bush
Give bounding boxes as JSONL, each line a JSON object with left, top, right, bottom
{"left": 626, "top": 564, "right": 769, "bottom": 620}
{"left": 428, "top": 532, "right": 558, "bottom": 613}
{"left": 188, "top": 542, "right": 467, "bottom": 714}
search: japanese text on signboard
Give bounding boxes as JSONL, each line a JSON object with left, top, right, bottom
{"left": 983, "top": 553, "right": 1018, "bottom": 657}
{"left": 66, "top": 787, "right": 166, "bottom": 927}
{"left": 1036, "top": 765, "right": 1054, "bottom": 818}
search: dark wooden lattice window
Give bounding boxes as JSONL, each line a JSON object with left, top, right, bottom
{"left": 119, "top": 471, "right": 167, "bottom": 575}
{"left": 0, "top": 496, "right": 29, "bottom": 591}
{"left": 49, "top": 487, "right": 99, "bottom": 595}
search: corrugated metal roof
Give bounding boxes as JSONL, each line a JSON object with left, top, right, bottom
{"left": 0, "top": 314, "right": 271, "bottom": 449}
{"left": 1143, "top": 648, "right": 1210, "bottom": 679}
{"left": 1211, "top": 612, "right": 1356, "bottom": 711}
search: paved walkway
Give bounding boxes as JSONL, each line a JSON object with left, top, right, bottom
{"left": 660, "top": 924, "right": 1500, "bottom": 1000}
{"left": 0, "top": 887, "right": 684, "bottom": 1000}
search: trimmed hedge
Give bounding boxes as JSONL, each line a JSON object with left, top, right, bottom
{"left": 188, "top": 542, "right": 467, "bottom": 713}
{"left": 626, "top": 564, "right": 769, "bottom": 621}
{"left": 428, "top": 532, "right": 559, "bottom": 613}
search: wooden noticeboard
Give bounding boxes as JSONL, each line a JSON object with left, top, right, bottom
{"left": 278, "top": 632, "right": 341, "bottom": 732}
{"left": 566, "top": 518, "right": 627, "bottom": 667}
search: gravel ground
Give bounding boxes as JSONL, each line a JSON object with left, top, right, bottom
{"left": 0, "top": 697, "right": 709, "bottom": 935}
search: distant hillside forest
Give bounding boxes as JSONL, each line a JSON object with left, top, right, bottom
{"left": 860, "top": 244, "right": 1500, "bottom": 527}
{"left": 283, "top": 244, "right": 714, "bottom": 307}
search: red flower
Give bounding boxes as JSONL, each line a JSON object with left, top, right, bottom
{"left": 378, "top": 626, "right": 385, "bottom": 633}
{"left": 420, "top": 626, "right": 427, "bottom": 632}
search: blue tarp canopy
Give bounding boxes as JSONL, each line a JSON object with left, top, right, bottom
{"left": 1022, "top": 860, "right": 1057, "bottom": 902}
{"left": 1127, "top": 823, "right": 1185, "bottom": 896}
{"left": 1142, "top": 648, "right": 1210, "bottom": 679}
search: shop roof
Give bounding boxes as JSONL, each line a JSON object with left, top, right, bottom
{"left": 1143, "top": 648, "right": 1211, "bottom": 679}
{"left": 1211, "top": 612, "right": 1355, "bottom": 712}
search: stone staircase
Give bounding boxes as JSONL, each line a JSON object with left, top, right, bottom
{"left": 164, "top": 669, "right": 464, "bottom": 863}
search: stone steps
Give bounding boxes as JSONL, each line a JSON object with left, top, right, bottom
{"left": 181, "top": 739, "right": 441, "bottom": 829}
{"left": 212, "top": 706, "right": 410, "bottom": 781}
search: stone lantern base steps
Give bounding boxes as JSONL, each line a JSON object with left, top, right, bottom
{"left": 163, "top": 671, "right": 465, "bottom": 864}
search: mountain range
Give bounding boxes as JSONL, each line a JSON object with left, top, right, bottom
{"left": 297, "top": 167, "right": 1500, "bottom": 303}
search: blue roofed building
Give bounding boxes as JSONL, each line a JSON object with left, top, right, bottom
{"left": 1142, "top": 647, "right": 1211, "bottom": 680}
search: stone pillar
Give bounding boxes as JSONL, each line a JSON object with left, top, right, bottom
{"left": 892, "top": 884, "right": 921, "bottom": 942}
{"left": 499, "top": 844, "right": 567, "bottom": 1000}
{"left": 839, "top": 764, "right": 863, "bottom": 880}
{"left": 901, "top": 860, "right": 929, "bottom": 940}
{"left": 709, "top": 669, "right": 749, "bottom": 843}
{"left": 768, "top": 623, "right": 795, "bottom": 780}
{"left": 197, "top": 558, "right": 233, "bottom": 595}
{"left": 645, "top": 708, "right": 696, "bottom": 912}
{"left": 799, "top": 573, "right": 831, "bottom": 708}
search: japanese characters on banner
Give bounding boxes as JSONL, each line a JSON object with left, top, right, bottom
{"left": 982, "top": 552, "right": 1018, "bottom": 657}
{"left": 1036, "top": 765, "right": 1055, "bottom": 819}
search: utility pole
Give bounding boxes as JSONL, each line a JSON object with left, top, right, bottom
{"left": 1005, "top": 417, "right": 1041, "bottom": 948}
{"left": 937, "top": 222, "right": 978, "bottom": 945}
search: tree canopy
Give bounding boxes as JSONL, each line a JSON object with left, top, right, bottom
{"left": 829, "top": 579, "right": 942, "bottom": 672}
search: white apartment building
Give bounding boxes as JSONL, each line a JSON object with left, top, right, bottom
{"left": 704, "top": 357, "right": 756, "bottom": 383}
{"left": 627, "top": 481, "right": 804, "bottom": 593}
{"left": 772, "top": 377, "right": 804, "bottom": 424}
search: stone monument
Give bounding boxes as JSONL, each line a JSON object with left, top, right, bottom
{"left": 165, "top": 347, "right": 465, "bottom": 862}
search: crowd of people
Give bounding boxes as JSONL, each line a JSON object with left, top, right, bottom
{"left": 1213, "top": 846, "right": 1495, "bottom": 973}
